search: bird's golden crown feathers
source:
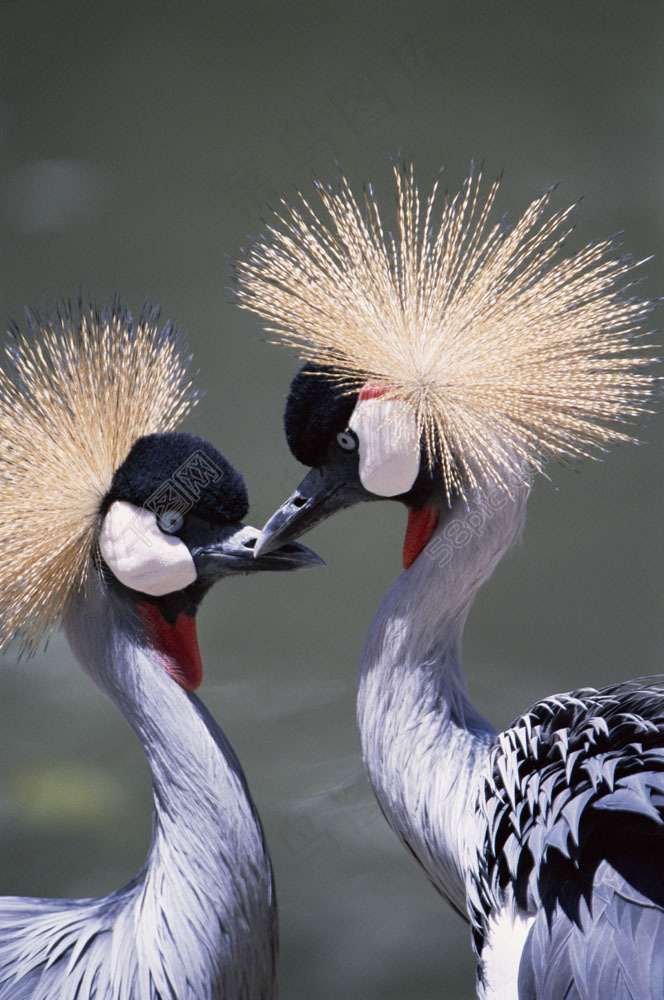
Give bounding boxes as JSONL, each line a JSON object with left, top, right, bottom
{"left": 235, "top": 162, "right": 657, "bottom": 499}
{"left": 0, "top": 300, "right": 197, "bottom": 653}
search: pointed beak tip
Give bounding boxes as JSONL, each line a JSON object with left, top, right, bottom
{"left": 307, "top": 549, "right": 326, "bottom": 569}
{"left": 253, "top": 528, "right": 276, "bottom": 559}
{"left": 252, "top": 525, "right": 323, "bottom": 569}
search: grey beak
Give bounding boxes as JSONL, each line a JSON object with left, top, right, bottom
{"left": 193, "top": 522, "right": 324, "bottom": 580}
{"left": 255, "top": 466, "right": 367, "bottom": 557}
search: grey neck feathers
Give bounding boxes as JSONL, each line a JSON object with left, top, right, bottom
{"left": 357, "top": 479, "right": 529, "bottom": 917}
{"left": 62, "top": 571, "right": 277, "bottom": 1000}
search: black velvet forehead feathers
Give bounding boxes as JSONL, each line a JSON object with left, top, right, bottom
{"left": 284, "top": 363, "right": 358, "bottom": 467}
{"left": 104, "top": 431, "right": 248, "bottom": 524}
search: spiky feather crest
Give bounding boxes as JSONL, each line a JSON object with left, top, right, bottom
{"left": 0, "top": 299, "right": 198, "bottom": 654}
{"left": 235, "top": 163, "right": 657, "bottom": 499}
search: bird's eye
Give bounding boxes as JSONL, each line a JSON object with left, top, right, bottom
{"left": 336, "top": 430, "right": 357, "bottom": 451}
{"left": 158, "top": 510, "right": 184, "bottom": 534}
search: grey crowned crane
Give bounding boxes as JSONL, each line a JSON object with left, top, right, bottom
{"left": 0, "top": 301, "right": 321, "bottom": 1000}
{"left": 234, "top": 164, "right": 661, "bottom": 998}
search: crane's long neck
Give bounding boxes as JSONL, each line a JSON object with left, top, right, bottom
{"left": 63, "top": 574, "right": 276, "bottom": 1000}
{"left": 357, "top": 480, "right": 529, "bottom": 916}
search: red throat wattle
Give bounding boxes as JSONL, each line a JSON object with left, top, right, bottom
{"left": 403, "top": 506, "right": 440, "bottom": 569}
{"left": 139, "top": 603, "right": 203, "bottom": 691}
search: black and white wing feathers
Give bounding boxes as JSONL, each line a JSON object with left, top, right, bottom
{"left": 469, "top": 682, "right": 664, "bottom": 999}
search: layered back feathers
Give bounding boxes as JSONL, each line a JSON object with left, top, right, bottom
{"left": 0, "top": 300, "right": 197, "bottom": 653}
{"left": 235, "top": 163, "right": 657, "bottom": 498}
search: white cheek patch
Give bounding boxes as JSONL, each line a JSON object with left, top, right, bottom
{"left": 99, "top": 501, "right": 197, "bottom": 596}
{"left": 349, "top": 397, "right": 420, "bottom": 497}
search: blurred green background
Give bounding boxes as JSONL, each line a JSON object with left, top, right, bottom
{"left": 0, "top": 2, "right": 662, "bottom": 997}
